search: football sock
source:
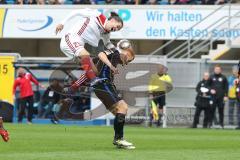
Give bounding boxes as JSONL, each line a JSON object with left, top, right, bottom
{"left": 70, "top": 74, "right": 88, "bottom": 90}
{"left": 114, "top": 113, "right": 126, "bottom": 140}
{"left": 80, "top": 56, "right": 96, "bottom": 80}
{"left": 69, "top": 56, "right": 96, "bottom": 91}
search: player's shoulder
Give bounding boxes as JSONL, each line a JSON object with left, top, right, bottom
{"left": 16, "top": 77, "right": 21, "bottom": 81}
{"left": 150, "top": 73, "right": 158, "bottom": 79}
{"left": 221, "top": 74, "right": 227, "bottom": 79}
{"left": 163, "top": 74, "right": 170, "bottom": 78}
{"left": 25, "top": 72, "right": 31, "bottom": 76}
{"left": 25, "top": 73, "right": 32, "bottom": 78}
{"left": 209, "top": 74, "right": 215, "bottom": 79}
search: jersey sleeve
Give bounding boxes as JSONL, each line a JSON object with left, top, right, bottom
{"left": 148, "top": 75, "right": 156, "bottom": 93}
{"left": 12, "top": 78, "right": 19, "bottom": 95}
{"left": 163, "top": 75, "right": 172, "bottom": 83}
{"left": 102, "top": 33, "right": 115, "bottom": 49}
{"left": 102, "top": 48, "right": 116, "bottom": 56}
{"left": 61, "top": 8, "right": 101, "bottom": 25}
{"left": 29, "top": 73, "right": 39, "bottom": 86}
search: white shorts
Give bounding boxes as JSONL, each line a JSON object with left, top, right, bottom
{"left": 60, "top": 33, "right": 85, "bottom": 58}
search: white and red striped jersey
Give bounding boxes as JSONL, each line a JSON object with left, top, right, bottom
{"left": 61, "top": 9, "right": 115, "bottom": 49}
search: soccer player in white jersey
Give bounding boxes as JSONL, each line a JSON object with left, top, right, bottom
{"left": 56, "top": 9, "right": 123, "bottom": 89}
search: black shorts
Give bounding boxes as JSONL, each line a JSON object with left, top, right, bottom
{"left": 94, "top": 81, "right": 122, "bottom": 111}
{"left": 152, "top": 92, "right": 166, "bottom": 109}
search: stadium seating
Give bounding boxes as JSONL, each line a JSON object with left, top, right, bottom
{"left": 3, "top": 0, "right": 206, "bottom": 5}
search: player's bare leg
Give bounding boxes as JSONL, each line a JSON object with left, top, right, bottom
{"left": 111, "top": 100, "right": 135, "bottom": 149}
{"left": 0, "top": 117, "right": 9, "bottom": 142}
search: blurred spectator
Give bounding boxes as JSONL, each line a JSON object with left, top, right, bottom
{"left": 215, "top": 0, "right": 225, "bottom": 4}
{"left": 0, "top": 0, "right": 7, "bottom": 4}
{"left": 15, "top": 0, "right": 25, "bottom": 4}
{"left": 178, "top": 0, "right": 190, "bottom": 4}
{"left": 39, "top": 79, "right": 61, "bottom": 119}
{"left": 13, "top": 68, "right": 45, "bottom": 124}
{"left": 73, "top": 0, "right": 92, "bottom": 4}
{"left": 232, "top": 0, "right": 240, "bottom": 3}
{"left": 105, "top": 0, "right": 112, "bottom": 3}
{"left": 58, "top": 0, "right": 65, "bottom": 4}
{"left": 48, "top": 0, "right": 60, "bottom": 4}
{"left": 227, "top": 65, "right": 238, "bottom": 125}
{"left": 202, "top": 0, "right": 214, "bottom": 4}
{"left": 169, "top": 0, "right": 178, "bottom": 4}
{"left": 105, "top": 0, "right": 123, "bottom": 4}
{"left": 26, "top": 0, "right": 37, "bottom": 4}
{"left": 54, "top": 87, "right": 90, "bottom": 121}
{"left": 37, "top": 0, "right": 46, "bottom": 4}
{"left": 73, "top": 0, "right": 82, "bottom": 4}
{"left": 192, "top": 72, "right": 212, "bottom": 128}
{"left": 209, "top": 65, "right": 228, "bottom": 128}
{"left": 148, "top": 64, "right": 172, "bottom": 127}
{"left": 63, "top": 84, "right": 91, "bottom": 113}
{"left": 146, "top": 0, "right": 158, "bottom": 4}
{"left": 169, "top": 0, "right": 191, "bottom": 4}
{"left": 201, "top": 0, "right": 225, "bottom": 4}
{"left": 140, "top": 0, "right": 148, "bottom": 4}
{"left": 69, "top": 96, "right": 90, "bottom": 113}
{"left": 123, "top": 0, "right": 136, "bottom": 4}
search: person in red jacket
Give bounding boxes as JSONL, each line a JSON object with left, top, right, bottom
{"left": 0, "top": 117, "right": 9, "bottom": 142}
{"left": 13, "top": 67, "right": 44, "bottom": 124}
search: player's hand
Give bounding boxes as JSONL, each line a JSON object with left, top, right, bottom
{"left": 110, "top": 66, "right": 119, "bottom": 75}
{"left": 55, "top": 24, "right": 64, "bottom": 35}
{"left": 39, "top": 84, "right": 45, "bottom": 89}
{"left": 234, "top": 79, "right": 239, "bottom": 85}
{"left": 224, "top": 96, "right": 228, "bottom": 102}
{"left": 149, "top": 94, "right": 153, "bottom": 99}
{"left": 210, "top": 89, "right": 216, "bottom": 94}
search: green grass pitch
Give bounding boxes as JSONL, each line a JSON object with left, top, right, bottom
{"left": 1, "top": 124, "right": 240, "bottom": 160}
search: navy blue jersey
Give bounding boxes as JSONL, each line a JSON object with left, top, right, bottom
{"left": 93, "top": 48, "right": 122, "bottom": 82}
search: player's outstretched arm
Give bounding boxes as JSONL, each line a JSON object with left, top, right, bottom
{"left": 29, "top": 73, "right": 45, "bottom": 89}
{"left": 102, "top": 34, "right": 115, "bottom": 50}
{"left": 55, "top": 24, "right": 64, "bottom": 35}
{"left": 98, "top": 52, "right": 119, "bottom": 74}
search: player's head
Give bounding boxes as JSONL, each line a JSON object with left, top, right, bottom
{"left": 203, "top": 72, "right": 210, "bottom": 80}
{"left": 232, "top": 65, "right": 238, "bottom": 77}
{"left": 17, "top": 67, "right": 26, "bottom": 77}
{"left": 214, "top": 64, "right": 222, "bottom": 75}
{"left": 117, "top": 39, "right": 135, "bottom": 65}
{"left": 51, "top": 78, "right": 60, "bottom": 86}
{"left": 158, "top": 64, "right": 167, "bottom": 75}
{"left": 105, "top": 12, "right": 123, "bottom": 32}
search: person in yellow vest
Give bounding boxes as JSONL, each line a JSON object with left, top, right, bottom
{"left": 228, "top": 65, "right": 238, "bottom": 125}
{"left": 148, "top": 64, "right": 172, "bottom": 127}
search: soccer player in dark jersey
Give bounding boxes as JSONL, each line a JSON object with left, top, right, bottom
{"left": 63, "top": 39, "right": 135, "bottom": 149}
{"left": 93, "top": 40, "right": 135, "bottom": 149}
